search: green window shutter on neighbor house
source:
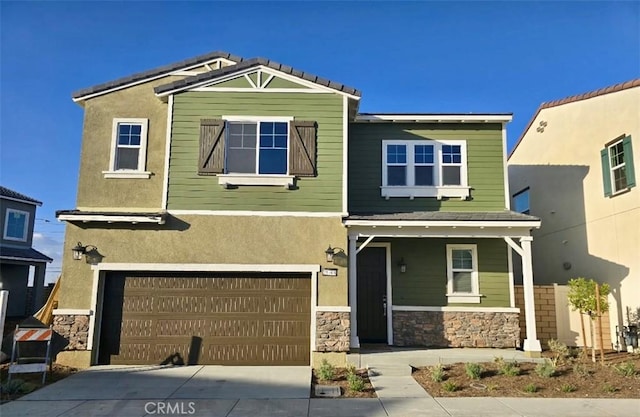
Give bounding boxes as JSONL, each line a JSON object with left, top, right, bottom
{"left": 600, "top": 147, "right": 612, "bottom": 197}
{"left": 623, "top": 135, "right": 636, "bottom": 188}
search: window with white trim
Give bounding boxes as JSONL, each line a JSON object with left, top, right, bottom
{"left": 609, "top": 140, "right": 628, "bottom": 192}
{"left": 381, "top": 140, "right": 469, "bottom": 199}
{"left": 226, "top": 121, "right": 288, "bottom": 175}
{"left": 3, "top": 209, "right": 29, "bottom": 242}
{"left": 104, "top": 118, "right": 150, "bottom": 178}
{"left": 446, "top": 244, "right": 480, "bottom": 303}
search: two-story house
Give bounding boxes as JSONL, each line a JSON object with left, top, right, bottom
{"left": 509, "top": 79, "right": 639, "bottom": 347}
{"left": 0, "top": 186, "right": 52, "bottom": 318}
{"left": 54, "top": 51, "right": 541, "bottom": 368}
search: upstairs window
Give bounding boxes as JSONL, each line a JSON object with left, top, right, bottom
{"left": 3, "top": 209, "right": 29, "bottom": 242}
{"left": 513, "top": 188, "right": 530, "bottom": 214}
{"left": 198, "top": 118, "right": 317, "bottom": 187}
{"left": 381, "top": 140, "right": 469, "bottom": 199}
{"left": 104, "top": 118, "right": 150, "bottom": 178}
{"left": 601, "top": 135, "right": 635, "bottom": 197}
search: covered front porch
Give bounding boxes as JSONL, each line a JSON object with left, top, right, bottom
{"left": 344, "top": 211, "right": 543, "bottom": 357}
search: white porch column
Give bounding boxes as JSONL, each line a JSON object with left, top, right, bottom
{"left": 348, "top": 234, "right": 359, "bottom": 348}
{"left": 521, "top": 236, "right": 542, "bottom": 356}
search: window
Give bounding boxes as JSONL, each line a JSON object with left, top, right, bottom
{"left": 104, "top": 118, "right": 150, "bottom": 178}
{"left": 446, "top": 244, "right": 480, "bottom": 303}
{"left": 226, "top": 121, "right": 288, "bottom": 175}
{"left": 513, "top": 188, "right": 530, "bottom": 214}
{"left": 601, "top": 135, "right": 636, "bottom": 197}
{"left": 381, "top": 140, "right": 469, "bottom": 199}
{"left": 198, "top": 117, "right": 317, "bottom": 187}
{"left": 3, "top": 209, "right": 29, "bottom": 242}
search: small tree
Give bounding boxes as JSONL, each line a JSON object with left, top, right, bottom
{"left": 567, "top": 277, "right": 610, "bottom": 362}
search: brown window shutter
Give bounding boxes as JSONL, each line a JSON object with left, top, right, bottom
{"left": 198, "top": 119, "right": 225, "bottom": 175}
{"left": 289, "top": 120, "right": 317, "bottom": 177}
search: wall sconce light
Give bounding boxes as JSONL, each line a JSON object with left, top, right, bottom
{"left": 398, "top": 258, "right": 407, "bottom": 273}
{"left": 325, "top": 245, "right": 348, "bottom": 267}
{"left": 72, "top": 242, "right": 97, "bottom": 261}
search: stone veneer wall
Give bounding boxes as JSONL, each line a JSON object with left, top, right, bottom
{"left": 393, "top": 311, "right": 520, "bottom": 348}
{"left": 53, "top": 315, "right": 90, "bottom": 350}
{"left": 316, "top": 311, "right": 350, "bottom": 352}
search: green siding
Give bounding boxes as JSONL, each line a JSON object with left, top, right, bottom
{"left": 348, "top": 123, "right": 506, "bottom": 212}
{"left": 212, "top": 77, "right": 253, "bottom": 88}
{"left": 266, "top": 76, "right": 309, "bottom": 89}
{"left": 168, "top": 92, "right": 344, "bottom": 211}
{"left": 391, "top": 238, "right": 510, "bottom": 307}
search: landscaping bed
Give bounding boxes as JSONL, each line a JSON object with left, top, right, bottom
{"left": 0, "top": 363, "right": 79, "bottom": 403}
{"left": 413, "top": 350, "right": 640, "bottom": 398}
{"left": 311, "top": 361, "right": 376, "bottom": 398}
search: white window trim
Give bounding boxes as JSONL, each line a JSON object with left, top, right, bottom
{"left": 381, "top": 140, "right": 469, "bottom": 200}
{"left": 608, "top": 139, "right": 627, "bottom": 194}
{"left": 223, "top": 116, "right": 293, "bottom": 184}
{"left": 3, "top": 208, "right": 29, "bottom": 242}
{"left": 446, "top": 244, "right": 481, "bottom": 304}
{"left": 104, "top": 118, "right": 150, "bottom": 179}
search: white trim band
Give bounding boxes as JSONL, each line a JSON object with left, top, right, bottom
{"left": 91, "top": 263, "right": 321, "bottom": 273}
{"left": 57, "top": 214, "right": 165, "bottom": 224}
{"left": 168, "top": 210, "right": 346, "bottom": 217}
{"left": 356, "top": 114, "right": 513, "bottom": 123}
{"left": 315, "top": 306, "right": 351, "bottom": 312}
{"left": 53, "top": 309, "right": 93, "bottom": 316}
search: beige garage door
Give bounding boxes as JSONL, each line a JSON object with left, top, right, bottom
{"left": 98, "top": 272, "right": 311, "bottom": 365}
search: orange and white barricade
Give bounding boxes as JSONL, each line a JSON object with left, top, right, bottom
{"left": 8, "top": 325, "right": 53, "bottom": 384}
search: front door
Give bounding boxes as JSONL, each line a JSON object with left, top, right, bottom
{"left": 356, "top": 246, "right": 388, "bottom": 343}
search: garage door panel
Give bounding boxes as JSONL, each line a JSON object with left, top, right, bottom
{"left": 100, "top": 273, "right": 311, "bottom": 365}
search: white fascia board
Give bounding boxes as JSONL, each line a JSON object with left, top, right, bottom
{"left": 91, "top": 263, "right": 321, "bottom": 273}
{"left": 168, "top": 210, "right": 346, "bottom": 217}
{"left": 344, "top": 220, "right": 541, "bottom": 228}
{"left": 0, "top": 196, "right": 41, "bottom": 206}
{"left": 0, "top": 256, "right": 52, "bottom": 263}
{"left": 355, "top": 114, "right": 513, "bottom": 123}
{"left": 392, "top": 305, "right": 520, "bottom": 313}
{"left": 57, "top": 214, "right": 165, "bottom": 224}
{"left": 73, "top": 57, "right": 241, "bottom": 103}
{"left": 156, "top": 65, "right": 361, "bottom": 101}
{"left": 348, "top": 226, "right": 538, "bottom": 239}
{"left": 53, "top": 309, "right": 93, "bottom": 316}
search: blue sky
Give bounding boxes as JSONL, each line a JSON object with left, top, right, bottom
{"left": 1, "top": 1, "right": 638, "bottom": 283}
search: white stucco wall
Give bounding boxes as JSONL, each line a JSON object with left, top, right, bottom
{"left": 509, "top": 85, "right": 640, "bottom": 345}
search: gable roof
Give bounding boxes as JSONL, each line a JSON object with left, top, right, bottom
{"left": 154, "top": 57, "right": 361, "bottom": 98}
{"left": 510, "top": 78, "right": 640, "bottom": 158}
{"left": 72, "top": 51, "right": 245, "bottom": 101}
{"left": 0, "top": 186, "right": 42, "bottom": 206}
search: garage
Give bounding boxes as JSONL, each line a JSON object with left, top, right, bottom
{"left": 97, "top": 272, "right": 311, "bottom": 365}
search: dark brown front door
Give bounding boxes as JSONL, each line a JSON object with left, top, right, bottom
{"left": 357, "top": 247, "right": 387, "bottom": 343}
{"left": 98, "top": 272, "right": 311, "bottom": 366}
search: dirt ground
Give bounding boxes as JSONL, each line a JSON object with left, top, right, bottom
{"left": 0, "top": 363, "right": 79, "bottom": 403}
{"left": 311, "top": 367, "right": 376, "bottom": 398}
{"left": 413, "top": 350, "right": 640, "bottom": 398}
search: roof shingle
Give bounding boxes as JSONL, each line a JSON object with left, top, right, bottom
{"left": 346, "top": 211, "right": 540, "bottom": 222}
{"left": 0, "top": 186, "right": 42, "bottom": 205}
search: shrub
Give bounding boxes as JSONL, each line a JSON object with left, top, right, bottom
{"left": 317, "top": 359, "right": 336, "bottom": 381}
{"left": 535, "top": 360, "right": 556, "bottom": 378}
{"left": 560, "top": 383, "right": 576, "bottom": 393}
{"left": 429, "top": 363, "right": 446, "bottom": 382}
{"left": 572, "top": 363, "right": 591, "bottom": 377}
{"left": 523, "top": 383, "right": 538, "bottom": 393}
{"left": 495, "top": 357, "right": 520, "bottom": 376}
{"left": 346, "top": 363, "right": 357, "bottom": 376}
{"left": 442, "top": 381, "right": 458, "bottom": 392}
{"left": 1, "top": 379, "right": 27, "bottom": 395}
{"left": 347, "top": 373, "right": 365, "bottom": 392}
{"left": 613, "top": 362, "right": 636, "bottom": 377}
{"left": 602, "top": 383, "right": 618, "bottom": 393}
{"left": 464, "top": 362, "right": 483, "bottom": 380}
{"left": 547, "top": 339, "right": 570, "bottom": 367}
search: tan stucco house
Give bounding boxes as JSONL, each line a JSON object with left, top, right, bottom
{"left": 54, "top": 51, "right": 542, "bottom": 368}
{"left": 508, "top": 79, "right": 639, "bottom": 347}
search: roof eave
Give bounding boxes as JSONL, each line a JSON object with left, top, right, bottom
{"left": 354, "top": 114, "right": 513, "bottom": 123}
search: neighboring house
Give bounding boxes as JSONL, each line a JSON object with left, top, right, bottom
{"left": 0, "top": 186, "right": 52, "bottom": 317}
{"left": 54, "top": 51, "right": 542, "bottom": 368}
{"left": 509, "top": 79, "right": 639, "bottom": 347}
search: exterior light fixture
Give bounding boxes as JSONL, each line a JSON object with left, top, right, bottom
{"left": 72, "top": 242, "right": 97, "bottom": 261}
{"left": 398, "top": 258, "right": 407, "bottom": 273}
{"left": 325, "top": 246, "right": 335, "bottom": 263}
